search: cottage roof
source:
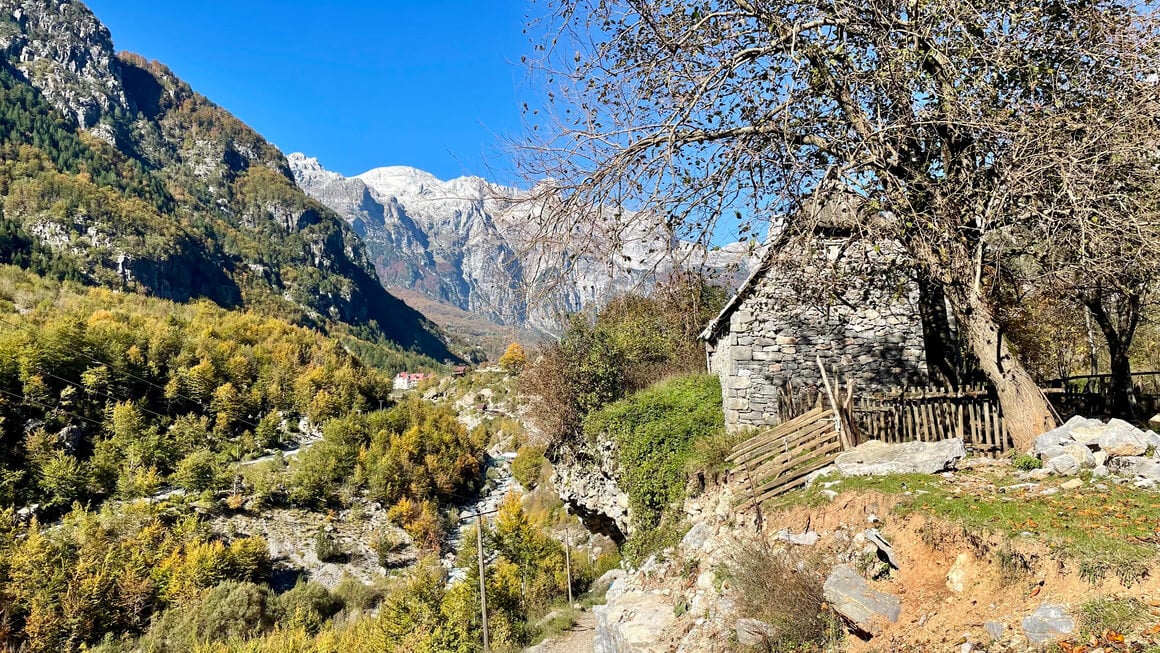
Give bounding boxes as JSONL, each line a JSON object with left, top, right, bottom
{"left": 699, "top": 187, "right": 866, "bottom": 343}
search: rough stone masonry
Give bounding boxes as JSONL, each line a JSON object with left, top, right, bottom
{"left": 702, "top": 236, "right": 928, "bottom": 432}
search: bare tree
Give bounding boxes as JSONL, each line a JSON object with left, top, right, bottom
{"left": 519, "top": 0, "right": 1160, "bottom": 448}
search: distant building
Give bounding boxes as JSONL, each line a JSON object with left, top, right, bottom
{"left": 393, "top": 372, "right": 433, "bottom": 391}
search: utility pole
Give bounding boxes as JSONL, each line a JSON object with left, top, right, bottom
{"left": 564, "top": 526, "right": 573, "bottom": 605}
{"left": 476, "top": 512, "right": 489, "bottom": 653}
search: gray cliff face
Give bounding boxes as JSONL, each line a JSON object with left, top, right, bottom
{"left": 289, "top": 154, "right": 757, "bottom": 334}
{"left": 0, "top": 0, "right": 128, "bottom": 138}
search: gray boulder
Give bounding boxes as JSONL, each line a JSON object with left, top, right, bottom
{"left": 1096, "top": 419, "right": 1149, "bottom": 457}
{"left": 1045, "top": 454, "right": 1080, "bottom": 476}
{"left": 834, "top": 439, "right": 966, "bottom": 477}
{"left": 1108, "top": 456, "right": 1160, "bottom": 480}
{"left": 1062, "top": 444, "right": 1096, "bottom": 469}
{"left": 1021, "top": 604, "right": 1074, "bottom": 645}
{"left": 1037, "top": 444, "right": 1068, "bottom": 462}
{"left": 823, "top": 564, "right": 902, "bottom": 636}
{"left": 1033, "top": 416, "right": 1102, "bottom": 453}
{"left": 594, "top": 590, "right": 676, "bottom": 653}
{"left": 736, "top": 618, "right": 776, "bottom": 647}
{"left": 680, "top": 522, "right": 713, "bottom": 554}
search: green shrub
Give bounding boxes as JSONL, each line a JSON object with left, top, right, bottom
{"left": 511, "top": 445, "right": 547, "bottom": 489}
{"left": 313, "top": 530, "right": 346, "bottom": 563}
{"left": 1013, "top": 454, "right": 1043, "bottom": 471}
{"left": 371, "top": 530, "right": 407, "bottom": 569}
{"left": 172, "top": 449, "right": 222, "bottom": 492}
{"left": 585, "top": 375, "right": 723, "bottom": 534}
{"left": 332, "top": 575, "right": 382, "bottom": 611}
{"left": 278, "top": 580, "right": 341, "bottom": 633}
{"left": 142, "top": 580, "right": 280, "bottom": 652}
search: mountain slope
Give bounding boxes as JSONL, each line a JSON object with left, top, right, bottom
{"left": 0, "top": 0, "right": 455, "bottom": 361}
{"left": 289, "top": 154, "right": 756, "bottom": 334}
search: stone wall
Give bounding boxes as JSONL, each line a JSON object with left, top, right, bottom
{"left": 707, "top": 238, "right": 928, "bottom": 431}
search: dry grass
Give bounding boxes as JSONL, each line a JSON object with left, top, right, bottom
{"left": 725, "top": 539, "right": 841, "bottom": 651}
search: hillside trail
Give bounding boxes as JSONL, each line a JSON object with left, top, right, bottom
{"left": 530, "top": 610, "right": 596, "bottom": 653}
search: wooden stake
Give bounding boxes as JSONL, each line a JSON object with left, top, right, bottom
{"left": 564, "top": 527, "right": 574, "bottom": 605}
{"left": 816, "top": 357, "right": 849, "bottom": 451}
{"left": 476, "top": 513, "right": 489, "bottom": 653}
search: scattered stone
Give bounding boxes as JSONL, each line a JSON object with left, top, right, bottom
{"left": 789, "top": 531, "right": 820, "bottom": 546}
{"left": 823, "top": 564, "right": 902, "bottom": 636}
{"left": 1022, "top": 604, "right": 1075, "bottom": 645}
{"left": 984, "top": 621, "right": 1006, "bottom": 642}
{"left": 594, "top": 591, "right": 676, "bottom": 653}
{"left": 1000, "top": 482, "right": 1039, "bottom": 493}
{"left": 835, "top": 438, "right": 966, "bottom": 477}
{"left": 736, "top": 618, "right": 776, "bottom": 646}
{"left": 1045, "top": 454, "right": 1080, "bottom": 476}
{"left": 1028, "top": 468, "right": 1053, "bottom": 481}
{"left": 946, "top": 553, "right": 974, "bottom": 593}
{"left": 865, "top": 528, "right": 899, "bottom": 568}
{"left": 681, "top": 522, "right": 713, "bottom": 554}
{"left": 1060, "top": 478, "right": 1084, "bottom": 490}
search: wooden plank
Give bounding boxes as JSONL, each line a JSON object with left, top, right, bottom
{"left": 727, "top": 409, "right": 819, "bottom": 460}
{"left": 737, "top": 453, "right": 842, "bottom": 509}
{"left": 727, "top": 407, "right": 828, "bottom": 461}
{"left": 748, "top": 441, "right": 843, "bottom": 497}
{"left": 731, "top": 416, "right": 835, "bottom": 466}
{"left": 746, "top": 429, "right": 841, "bottom": 484}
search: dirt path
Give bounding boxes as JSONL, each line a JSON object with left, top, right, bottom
{"left": 529, "top": 611, "right": 596, "bottom": 653}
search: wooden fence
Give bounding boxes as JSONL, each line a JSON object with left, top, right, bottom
{"left": 853, "top": 384, "right": 1012, "bottom": 456}
{"left": 728, "top": 406, "right": 844, "bottom": 510}
{"left": 729, "top": 377, "right": 1013, "bottom": 513}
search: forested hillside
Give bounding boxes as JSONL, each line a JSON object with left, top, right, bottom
{"left": 0, "top": 1, "right": 454, "bottom": 361}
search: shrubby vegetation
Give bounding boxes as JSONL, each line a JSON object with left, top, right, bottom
{"left": 0, "top": 502, "right": 271, "bottom": 652}
{"left": 586, "top": 374, "right": 723, "bottom": 532}
{"left": 522, "top": 273, "right": 726, "bottom": 444}
{"left": 0, "top": 266, "right": 396, "bottom": 513}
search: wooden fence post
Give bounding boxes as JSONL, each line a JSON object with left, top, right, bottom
{"left": 476, "top": 513, "right": 489, "bottom": 653}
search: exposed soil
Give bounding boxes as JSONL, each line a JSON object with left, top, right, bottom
{"left": 765, "top": 479, "right": 1160, "bottom": 651}
{"left": 528, "top": 611, "right": 597, "bottom": 653}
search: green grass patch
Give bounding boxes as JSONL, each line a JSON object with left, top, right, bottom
{"left": 774, "top": 472, "right": 1160, "bottom": 585}
{"left": 1081, "top": 597, "right": 1149, "bottom": 638}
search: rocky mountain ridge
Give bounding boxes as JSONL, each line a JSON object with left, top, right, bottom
{"left": 289, "top": 154, "right": 757, "bottom": 334}
{"left": 0, "top": 0, "right": 454, "bottom": 360}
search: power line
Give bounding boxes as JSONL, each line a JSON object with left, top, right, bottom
{"left": 0, "top": 386, "right": 103, "bottom": 428}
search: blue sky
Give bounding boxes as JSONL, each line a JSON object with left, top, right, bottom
{"left": 86, "top": 1, "right": 533, "bottom": 182}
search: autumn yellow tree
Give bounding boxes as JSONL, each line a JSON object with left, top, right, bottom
{"left": 498, "top": 343, "right": 528, "bottom": 374}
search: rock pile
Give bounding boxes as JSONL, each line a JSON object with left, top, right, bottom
{"left": 1032, "top": 416, "right": 1160, "bottom": 483}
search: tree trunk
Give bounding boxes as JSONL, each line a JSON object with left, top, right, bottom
{"left": 945, "top": 283, "right": 1057, "bottom": 450}
{"left": 917, "top": 276, "right": 960, "bottom": 389}
{"left": 1084, "top": 294, "right": 1140, "bottom": 419}
{"left": 1107, "top": 346, "right": 1135, "bottom": 417}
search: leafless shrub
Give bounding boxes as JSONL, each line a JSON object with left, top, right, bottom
{"left": 726, "top": 539, "right": 839, "bottom": 650}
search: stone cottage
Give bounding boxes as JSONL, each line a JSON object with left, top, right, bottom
{"left": 700, "top": 192, "right": 933, "bottom": 432}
